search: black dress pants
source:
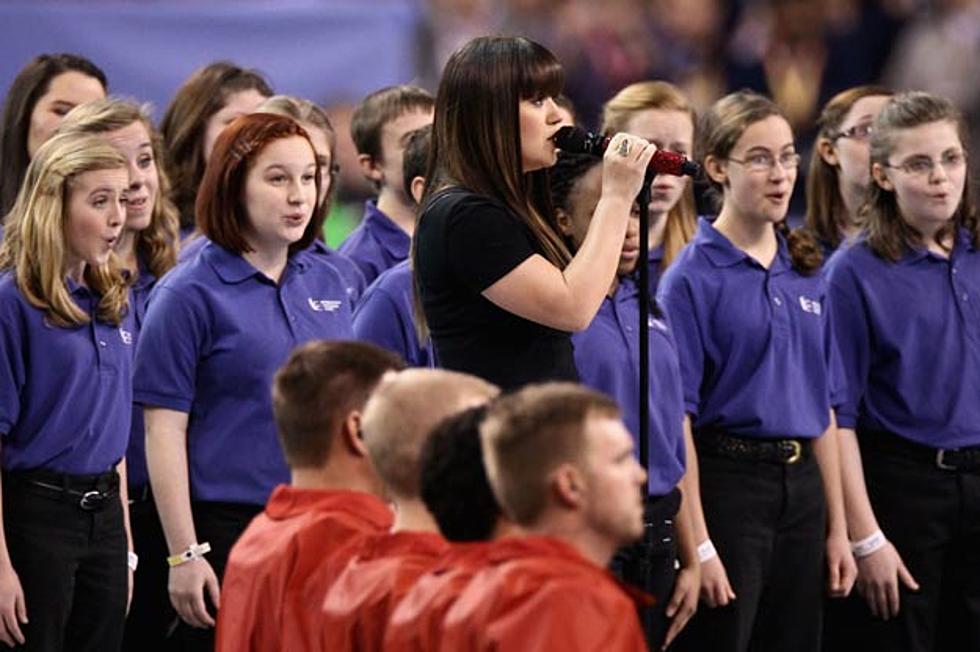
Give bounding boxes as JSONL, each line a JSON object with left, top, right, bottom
{"left": 824, "top": 432, "right": 980, "bottom": 652}
{"left": 2, "top": 472, "right": 128, "bottom": 652}
{"left": 121, "top": 486, "right": 177, "bottom": 651}
{"left": 170, "top": 500, "right": 262, "bottom": 652}
{"left": 613, "top": 487, "right": 683, "bottom": 650}
{"left": 674, "top": 451, "right": 827, "bottom": 652}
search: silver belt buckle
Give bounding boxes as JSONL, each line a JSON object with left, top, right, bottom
{"left": 936, "top": 449, "right": 958, "bottom": 471}
{"left": 79, "top": 490, "right": 105, "bottom": 511}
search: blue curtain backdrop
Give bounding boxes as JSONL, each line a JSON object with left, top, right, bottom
{"left": 0, "top": 0, "right": 426, "bottom": 119}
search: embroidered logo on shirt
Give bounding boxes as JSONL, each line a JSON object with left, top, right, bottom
{"left": 308, "top": 298, "right": 342, "bottom": 312}
{"left": 648, "top": 316, "right": 669, "bottom": 332}
{"left": 798, "top": 296, "right": 822, "bottom": 316}
{"left": 119, "top": 328, "right": 133, "bottom": 345}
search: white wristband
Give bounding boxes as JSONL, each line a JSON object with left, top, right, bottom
{"left": 128, "top": 551, "right": 139, "bottom": 572}
{"left": 851, "top": 529, "right": 887, "bottom": 559}
{"left": 167, "top": 541, "right": 212, "bottom": 567}
{"left": 697, "top": 539, "right": 717, "bottom": 563}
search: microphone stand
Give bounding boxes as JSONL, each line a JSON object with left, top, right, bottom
{"left": 635, "top": 171, "right": 656, "bottom": 647}
{"left": 637, "top": 172, "right": 653, "bottom": 479}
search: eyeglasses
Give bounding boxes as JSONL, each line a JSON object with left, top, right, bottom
{"left": 883, "top": 150, "right": 967, "bottom": 176}
{"left": 833, "top": 122, "right": 874, "bottom": 141}
{"left": 727, "top": 151, "right": 801, "bottom": 173}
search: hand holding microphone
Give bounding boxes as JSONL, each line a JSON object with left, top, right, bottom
{"left": 596, "top": 133, "right": 659, "bottom": 202}
{"left": 554, "top": 126, "right": 701, "bottom": 177}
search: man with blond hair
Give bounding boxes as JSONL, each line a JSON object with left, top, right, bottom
{"left": 440, "top": 382, "right": 650, "bottom": 651}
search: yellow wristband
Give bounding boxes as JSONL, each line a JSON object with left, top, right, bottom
{"left": 167, "top": 542, "right": 211, "bottom": 567}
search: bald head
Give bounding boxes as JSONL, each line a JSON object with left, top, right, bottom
{"left": 361, "top": 369, "right": 499, "bottom": 498}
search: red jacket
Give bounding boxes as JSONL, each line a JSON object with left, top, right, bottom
{"left": 214, "top": 485, "right": 392, "bottom": 652}
{"left": 384, "top": 541, "right": 497, "bottom": 652}
{"left": 440, "top": 536, "right": 649, "bottom": 652}
{"left": 320, "top": 530, "right": 450, "bottom": 650}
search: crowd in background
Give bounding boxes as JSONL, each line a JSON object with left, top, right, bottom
{"left": 316, "top": 0, "right": 979, "bottom": 224}
{"left": 0, "top": 3, "right": 979, "bottom": 651}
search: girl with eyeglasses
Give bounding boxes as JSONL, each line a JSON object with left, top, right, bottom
{"left": 805, "top": 86, "right": 893, "bottom": 256}
{"left": 658, "top": 90, "right": 854, "bottom": 652}
{"left": 825, "top": 91, "right": 980, "bottom": 652}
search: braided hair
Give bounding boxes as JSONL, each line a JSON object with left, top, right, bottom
{"left": 548, "top": 151, "right": 602, "bottom": 248}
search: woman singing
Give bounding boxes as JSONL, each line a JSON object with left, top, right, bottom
{"left": 413, "top": 35, "right": 654, "bottom": 389}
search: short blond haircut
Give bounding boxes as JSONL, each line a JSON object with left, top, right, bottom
{"left": 361, "top": 369, "right": 498, "bottom": 498}
{"left": 0, "top": 131, "right": 129, "bottom": 326}
{"left": 480, "top": 383, "right": 619, "bottom": 526}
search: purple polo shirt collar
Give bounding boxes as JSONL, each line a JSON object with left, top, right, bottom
{"left": 363, "top": 200, "right": 410, "bottom": 259}
{"left": 204, "top": 241, "right": 311, "bottom": 284}
{"left": 897, "top": 227, "right": 976, "bottom": 265}
{"left": 696, "top": 217, "right": 791, "bottom": 272}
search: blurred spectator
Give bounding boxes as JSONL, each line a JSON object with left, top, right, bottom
{"left": 724, "top": 0, "right": 906, "bottom": 218}
{"left": 884, "top": 0, "right": 980, "bottom": 156}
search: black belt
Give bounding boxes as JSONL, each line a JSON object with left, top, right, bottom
{"left": 696, "top": 428, "right": 811, "bottom": 465}
{"left": 645, "top": 487, "right": 682, "bottom": 525}
{"left": 3, "top": 469, "right": 119, "bottom": 512}
{"left": 860, "top": 430, "right": 980, "bottom": 472}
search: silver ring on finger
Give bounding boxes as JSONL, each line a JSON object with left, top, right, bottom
{"left": 617, "top": 138, "right": 630, "bottom": 157}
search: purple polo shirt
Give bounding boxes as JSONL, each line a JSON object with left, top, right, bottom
{"left": 353, "top": 260, "right": 430, "bottom": 367}
{"left": 338, "top": 200, "right": 410, "bottom": 285}
{"left": 177, "top": 233, "right": 207, "bottom": 264}
{"left": 180, "top": 236, "right": 366, "bottom": 303}
{"left": 0, "top": 273, "right": 133, "bottom": 474}
{"left": 825, "top": 230, "right": 980, "bottom": 448}
{"left": 657, "top": 218, "right": 839, "bottom": 440}
{"left": 310, "top": 239, "right": 368, "bottom": 304}
{"left": 572, "top": 276, "right": 685, "bottom": 495}
{"left": 125, "top": 262, "right": 157, "bottom": 489}
{"left": 133, "top": 241, "right": 355, "bottom": 505}
{"left": 648, "top": 244, "right": 665, "bottom": 294}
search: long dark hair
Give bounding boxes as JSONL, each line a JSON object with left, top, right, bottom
{"left": 699, "top": 90, "right": 822, "bottom": 274}
{"left": 865, "top": 92, "right": 979, "bottom": 261}
{"left": 422, "top": 35, "right": 570, "bottom": 268}
{"left": 159, "top": 61, "right": 273, "bottom": 229}
{"left": 0, "top": 53, "right": 107, "bottom": 216}
{"left": 805, "top": 85, "right": 892, "bottom": 249}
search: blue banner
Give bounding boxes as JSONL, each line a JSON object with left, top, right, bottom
{"left": 0, "top": 1, "right": 427, "bottom": 120}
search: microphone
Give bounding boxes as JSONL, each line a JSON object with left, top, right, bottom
{"left": 553, "top": 126, "right": 701, "bottom": 177}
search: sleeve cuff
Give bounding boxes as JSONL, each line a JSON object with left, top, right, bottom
{"left": 683, "top": 400, "right": 699, "bottom": 418}
{"left": 834, "top": 410, "right": 857, "bottom": 429}
{"left": 133, "top": 390, "right": 192, "bottom": 413}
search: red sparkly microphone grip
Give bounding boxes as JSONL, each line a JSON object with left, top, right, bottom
{"left": 553, "top": 126, "right": 700, "bottom": 177}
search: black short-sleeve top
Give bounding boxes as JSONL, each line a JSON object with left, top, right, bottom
{"left": 414, "top": 188, "right": 578, "bottom": 390}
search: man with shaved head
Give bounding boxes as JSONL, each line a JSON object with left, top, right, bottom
{"left": 317, "top": 368, "right": 499, "bottom": 650}
{"left": 439, "top": 382, "right": 650, "bottom": 651}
